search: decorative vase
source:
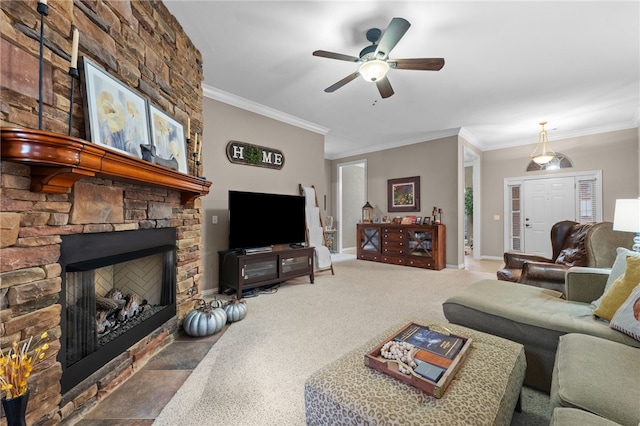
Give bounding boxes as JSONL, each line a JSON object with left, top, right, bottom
{"left": 1, "top": 390, "right": 29, "bottom": 426}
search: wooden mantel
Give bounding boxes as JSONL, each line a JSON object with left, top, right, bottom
{"left": 1, "top": 127, "right": 211, "bottom": 205}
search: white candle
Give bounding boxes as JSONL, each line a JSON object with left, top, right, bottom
{"left": 70, "top": 28, "right": 79, "bottom": 69}
{"left": 198, "top": 135, "right": 202, "bottom": 162}
{"left": 187, "top": 117, "right": 190, "bottom": 137}
{"left": 39, "top": 0, "right": 47, "bottom": 5}
{"left": 194, "top": 133, "right": 198, "bottom": 158}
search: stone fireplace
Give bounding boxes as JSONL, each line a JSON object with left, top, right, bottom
{"left": 1, "top": 1, "right": 206, "bottom": 423}
{"left": 59, "top": 228, "right": 177, "bottom": 393}
{"left": 0, "top": 131, "right": 210, "bottom": 424}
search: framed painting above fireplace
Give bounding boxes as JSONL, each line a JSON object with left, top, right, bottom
{"left": 148, "top": 104, "right": 188, "bottom": 174}
{"left": 80, "top": 57, "right": 150, "bottom": 159}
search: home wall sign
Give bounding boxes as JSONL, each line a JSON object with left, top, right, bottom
{"left": 226, "top": 140, "right": 285, "bottom": 170}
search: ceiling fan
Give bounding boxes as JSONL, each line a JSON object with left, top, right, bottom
{"left": 313, "top": 17, "right": 445, "bottom": 99}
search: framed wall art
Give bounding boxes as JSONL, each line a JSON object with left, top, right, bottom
{"left": 148, "top": 104, "right": 188, "bottom": 173}
{"left": 80, "top": 57, "right": 149, "bottom": 159}
{"left": 387, "top": 176, "right": 420, "bottom": 212}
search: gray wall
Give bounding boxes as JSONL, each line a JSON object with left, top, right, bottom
{"left": 481, "top": 127, "right": 639, "bottom": 257}
{"left": 331, "top": 135, "right": 461, "bottom": 267}
{"left": 200, "top": 98, "right": 326, "bottom": 293}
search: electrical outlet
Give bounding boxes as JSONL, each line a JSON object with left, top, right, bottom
{"left": 493, "top": 215, "right": 500, "bottom": 220}
{"left": 212, "top": 215, "right": 218, "bottom": 224}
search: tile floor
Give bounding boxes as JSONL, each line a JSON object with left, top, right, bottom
{"left": 74, "top": 327, "right": 229, "bottom": 425}
{"left": 74, "top": 256, "right": 502, "bottom": 424}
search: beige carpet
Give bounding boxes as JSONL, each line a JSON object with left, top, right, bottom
{"left": 153, "top": 259, "right": 550, "bottom": 425}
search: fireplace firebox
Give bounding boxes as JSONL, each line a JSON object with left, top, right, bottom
{"left": 59, "top": 228, "right": 177, "bottom": 393}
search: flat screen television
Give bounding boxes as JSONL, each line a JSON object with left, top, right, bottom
{"left": 228, "top": 190, "right": 307, "bottom": 250}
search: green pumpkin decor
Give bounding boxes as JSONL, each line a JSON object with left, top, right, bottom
{"left": 224, "top": 298, "right": 248, "bottom": 323}
{"left": 183, "top": 299, "right": 227, "bottom": 337}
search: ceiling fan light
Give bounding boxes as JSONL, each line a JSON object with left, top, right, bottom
{"left": 359, "top": 60, "right": 389, "bottom": 82}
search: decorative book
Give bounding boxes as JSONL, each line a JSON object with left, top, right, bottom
{"left": 364, "top": 322, "right": 472, "bottom": 398}
{"left": 394, "top": 324, "right": 464, "bottom": 359}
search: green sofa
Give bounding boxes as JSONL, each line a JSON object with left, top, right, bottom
{"left": 442, "top": 252, "right": 640, "bottom": 393}
{"left": 549, "top": 333, "right": 639, "bottom": 426}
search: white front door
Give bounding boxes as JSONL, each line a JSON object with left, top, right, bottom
{"left": 523, "top": 176, "right": 575, "bottom": 258}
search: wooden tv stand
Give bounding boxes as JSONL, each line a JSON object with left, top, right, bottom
{"left": 218, "top": 246, "right": 314, "bottom": 298}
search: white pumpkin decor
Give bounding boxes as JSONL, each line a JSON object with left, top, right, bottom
{"left": 210, "top": 297, "right": 225, "bottom": 309}
{"left": 224, "top": 298, "right": 248, "bottom": 323}
{"left": 183, "top": 299, "right": 227, "bottom": 337}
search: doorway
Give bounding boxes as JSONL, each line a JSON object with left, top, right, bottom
{"left": 463, "top": 147, "right": 480, "bottom": 267}
{"left": 504, "top": 170, "right": 602, "bottom": 258}
{"left": 337, "top": 160, "right": 366, "bottom": 253}
{"left": 523, "top": 177, "right": 575, "bottom": 257}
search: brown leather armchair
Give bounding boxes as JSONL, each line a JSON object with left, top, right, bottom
{"left": 497, "top": 221, "right": 633, "bottom": 294}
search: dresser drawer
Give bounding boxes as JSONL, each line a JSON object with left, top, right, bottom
{"left": 406, "top": 256, "right": 435, "bottom": 269}
{"left": 381, "top": 255, "right": 405, "bottom": 265}
{"left": 359, "top": 252, "right": 379, "bottom": 261}
{"left": 382, "top": 244, "right": 405, "bottom": 255}
{"left": 382, "top": 228, "right": 405, "bottom": 241}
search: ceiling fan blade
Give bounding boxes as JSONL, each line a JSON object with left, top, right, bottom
{"left": 313, "top": 50, "right": 360, "bottom": 63}
{"left": 376, "top": 77, "right": 394, "bottom": 98}
{"left": 390, "top": 58, "right": 445, "bottom": 71}
{"left": 375, "top": 17, "right": 411, "bottom": 59}
{"left": 325, "top": 72, "right": 360, "bottom": 93}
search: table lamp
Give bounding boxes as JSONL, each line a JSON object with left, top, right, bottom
{"left": 613, "top": 198, "right": 640, "bottom": 252}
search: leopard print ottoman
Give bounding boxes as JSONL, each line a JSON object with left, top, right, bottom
{"left": 304, "top": 319, "right": 526, "bottom": 426}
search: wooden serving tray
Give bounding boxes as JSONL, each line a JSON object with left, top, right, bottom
{"left": 364, "top": 322, "right": 472, "bottom": 398}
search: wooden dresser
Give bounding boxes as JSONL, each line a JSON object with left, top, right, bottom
{"left": 356, "top": 223, "right": 446, "bottom": 270}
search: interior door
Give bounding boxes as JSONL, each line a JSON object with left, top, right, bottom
{"left": 523, "top": 177, "right": 575, "bottom": 257}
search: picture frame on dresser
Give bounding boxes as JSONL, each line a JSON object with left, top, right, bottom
{"left": 388, "top": 176, "right": 420, "bottom": 212}
{"left": 148, "top": 104, "right": 189, "bottom": 174}
{"left": 80, "top": 57, "right": 150, "bottom": 159}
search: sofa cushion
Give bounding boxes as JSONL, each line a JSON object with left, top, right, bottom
{"left": 592, "top": 247, "right": 640, "bottom": 308}
{"left": 551, "top": 408, "right": 623, "bottom": 426}
{"left": 593, "top": 256, "right": 640, "bottom": 320}
{"left": 550, "top": 333, "right": 640, "bottom": 426}
{"left": 443, "top": 280, "right": 640, "bottom": 347}
{"left": 610, "top": 284, "right": 640, "bottom": 341}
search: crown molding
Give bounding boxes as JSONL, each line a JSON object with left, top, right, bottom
{"left": 484, "top": 120, "right": 640, "bottom": 151}
{"left": 202, "top": 84, "right": 329, "bottom": 135}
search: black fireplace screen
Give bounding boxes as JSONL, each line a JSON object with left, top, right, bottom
{"left": 59, "top": 228, "right": 177, "bottom": 393}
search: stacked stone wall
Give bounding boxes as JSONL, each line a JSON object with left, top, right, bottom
{"left": 1, "top": 1, "right": 204, "bottom": 424}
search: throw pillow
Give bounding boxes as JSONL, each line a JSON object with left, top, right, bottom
{"left": 555, "top": 223, "right": 591, "bottom": 266}
{"left": 592, "top": 247, "right": 640, "bottom": 308}
{"left": 593, "top": 256, "right": 640, "bottom": 321}
{"left": 610, "top": 284, "right": 640, "bottom": 341}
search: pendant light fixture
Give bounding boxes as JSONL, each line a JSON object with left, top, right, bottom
{"left": 530, "top": 121, "right": 556, "bottom": 165}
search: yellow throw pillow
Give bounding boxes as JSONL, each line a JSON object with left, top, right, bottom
{"left": 593, "top": 256, "right": 640, "bottom": 321}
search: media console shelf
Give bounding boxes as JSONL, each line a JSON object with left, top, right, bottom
{"left": 218, "top": 246, "right": 314, "bottom": 298}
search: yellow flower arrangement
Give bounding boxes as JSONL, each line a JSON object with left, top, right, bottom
{"left": 0, "top": 333, "right": 48, "bottom": 399}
